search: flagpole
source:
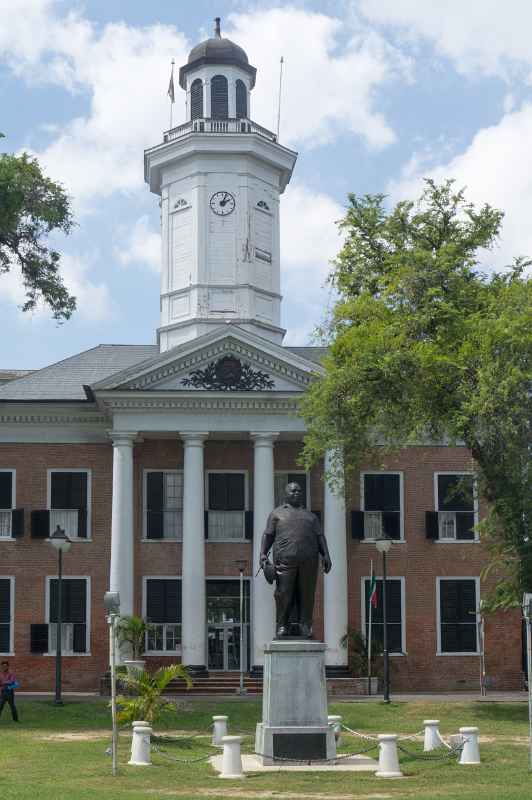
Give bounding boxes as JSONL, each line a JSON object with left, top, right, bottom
{"left": 276, "top": 56, "right": 284, "bottom": 141}
{"left": 368, "top": 560, "right": 373, "bottom": 696}
{"left": 169, "top": 59, "right": 175, "bottom": 130}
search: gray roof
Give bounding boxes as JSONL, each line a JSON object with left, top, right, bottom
{"left": 179, "top": 35, "right": 256, "bottom": 89}
{"left": 0, "top": 345, "right": 158, "bottom": 401}
{"left": 0, "top": 342, "right": 326, "bottom": 402}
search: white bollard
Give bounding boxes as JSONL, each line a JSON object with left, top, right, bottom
{"left": 423, "top": 719, "right": 441, "bottom": 752}
{"left": 459, "top": 727, "right": 480, "bottom": 765}
{"left": 212, "top": 715, "right": 229, "bottom": 746}
{"left": 375, "top": 734, "right": 403, "bottom": 778}
{"left": 220, "top": 735, "right": 244, "bottom": 779}
{"left": 128, "top": 720, "right": 152, "bottom": 766}
{"left": 328, "top": 715, "right": 343, "bottom": 746}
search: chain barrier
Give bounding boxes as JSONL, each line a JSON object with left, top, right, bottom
{"left": 251, "top": 741, "right": 380, "bottom": 765}
{"left": 152, "top": 744, "right": 215, "bottom": 765}
{"left": 396, "top": 739, "right": 465, "bottom": 762}
{"left": 436, "top": 731, "right": 454, "bottom": 751}
{"left": 340, "top": 723, "right": 424, "bottom": 743}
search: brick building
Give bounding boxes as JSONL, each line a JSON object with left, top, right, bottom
{"left": 0, "top": 21, "right": 522, "bottom": 692}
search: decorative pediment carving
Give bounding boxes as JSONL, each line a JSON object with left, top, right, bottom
{"left": 181, "top": 355, "right": 275, "bottom": 391}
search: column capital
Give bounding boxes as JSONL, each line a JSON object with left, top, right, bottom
{"left": 108, "top": 430, "right": 138, "bottom": 447}
{"left": 180, "top": 431, "right": 209, "bottom": 446}
{"left": 250, "top": 432, "right": 279, "bottom": 447}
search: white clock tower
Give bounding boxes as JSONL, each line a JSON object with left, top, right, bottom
{"left": 145, "top": 18, "right": 298, "bottom": 352}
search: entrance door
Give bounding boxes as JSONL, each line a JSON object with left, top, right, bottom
{"left": 206, "top": 580, "right": 250, "bottom": 672}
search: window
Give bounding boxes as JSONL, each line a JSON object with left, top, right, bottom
{"left": 207, "top": 579, "right": 250, "bottom": 624}
{"left": 361, "top": 473, "right": 402, "bottom": 540}
{"left": 235, "top": 79, "right": 247, "bottom": 118}
{"left": 47, "top": 577, "right": 89, "bottom": 654}
{"left": 437, "top": 578, "right": 479, "bottom": 654}
{"left": 0, "top": 577, "right": 14, "bottom": 654}
{"left": 144, "top": 578, "right": 181, "bottom": 653}
{"left": 211, "top": 75, "right": 228, "bottom": 119}
{"left": 274, "top": 472, "right": 308, "bottom": 508}
{"left": 145, "top": 471, "right": 183, "bottom": 540}
{"left": 190, "top": 78, "right": 203, "bottom": 119}
{"left": 435, "top": 473, "right": 476, "bottom": 541}
{"left": 362, "top": 577, "right": 405, "bottom": 654}
{"left": 206, "top": 472, "right": 247, "bottom": 540}
{"left": 48, "top": 470, "right": 90, "bottom": 539}
{"left": 0, "top": 471, "right": 15, "bottom": 539}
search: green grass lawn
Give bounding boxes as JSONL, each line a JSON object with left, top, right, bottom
{"left": 0, "top": 698, "right": 530, "bottom": 800}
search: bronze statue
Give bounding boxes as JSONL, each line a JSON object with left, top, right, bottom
{"left": 260, "top": 482, "right": 332, "bottom": 639}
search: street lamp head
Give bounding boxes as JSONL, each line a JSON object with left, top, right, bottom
{"left": 375, "top": 536, "right": 392, "bottom": 554}
{"left": 104, "top": 591, "right": 121, "bottom": 615}
{"left": 523, "top": 593, "right": 532, "bottom": 620}
{"left": 49, "top": 525, "right": 72, "bottom": 553}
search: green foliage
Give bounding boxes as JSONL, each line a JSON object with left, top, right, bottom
{"left": 116, "top": 615, "right": 151, "bottom": 660}
{"left": 116, "top": 663, "right": 192, "bottom": 725}
{"left": 340, "top": 628, "right": 384, "bottom": 678}
{"left": 0, "top": 142, "right": 76, "bottom": 320}
{"left": 300, "top": 180, "right": 532, "bottom": 608}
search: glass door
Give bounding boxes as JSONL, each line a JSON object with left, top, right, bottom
{"left": 206, "top": 580, "right": 250, "bottom": 672}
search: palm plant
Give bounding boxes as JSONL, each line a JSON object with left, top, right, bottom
{"left": 116, "top": 664, "right": 192, "bottom": 725}
{"left": 340, "top": 628, "right": 385, "bottom": 678}
{"left": 116, "top": 615, "right": 151, "bottom": 660}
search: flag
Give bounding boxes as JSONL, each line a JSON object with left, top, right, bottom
{"left": 369, "top": 573, "right": 378, "bottom": 608}
{"left": 167, "top": 63, "right": 175, "bottom": 103}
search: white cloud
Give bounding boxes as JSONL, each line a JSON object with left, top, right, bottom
{"left": 388, "top": 102, "right": 532, "bottom": 273}
{"left": 116, "top": 216, "right": 161, "bottom": 273}
{"left": 358, "top": 0, "right": 532, "bottom": 80}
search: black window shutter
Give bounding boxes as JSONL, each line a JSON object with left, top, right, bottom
{"left": 50, "top": 579, "right": 86, "bottom": 624}
{"left": 147, "top": 511, "right": 164, "bottom": 539}
{"left": 73, "top": 623, "right": 87, "bottom": 653}
{"left": 70, "top": 473, "right": 87, "bottom": 511}
{"left": 226, "top": 474, "right": 245, "bottom": 511}
{"left": 456, "top": 512, "right": 475, "bottom": 540}
{"left": 209, "top": 474, "right": 227, "bottom": 510}
{"left": 0, "top": 579, "right": 10, "bottom": 624}
{"left": 351, "top": 510, "right": 365, "bottom": 540}
{"left": 204, "top": 510, "right": 209, "bottom": 539}
{"left": 364, "top": 474, "right": 400, "bottom": 512}
{"left": 146, "top": 579, "right": 165, "bottom": 622}
{"left": 147, "top": 579, "right": 181, "bottom": 623}
{"left": 164, "top": 580, "right": 180, "bottom": 624}
{"left": 382, "top": 511, "right": 401, "bottom": 539}
{"left": 31, "top": 510, "right": 50, "bottom": 538}
{"left": 426, "top": 511, "right": 439, "bottom": 540}
{"left": 51, "top": 472, "right": 87, "bottom": 510}
{"left": 0, "top": 472, "right": 12, "bottom": 508}
{"left": 77, "top": 507, "right": 87, "bottom": 539}
{"left": 190, "top": 78, "right": 203, "bottom": 120}
{"left": 236, "top": 79, "right": 247, "bottom": 117}
{"left": 146, "top": 473, "right": 164, "bottom": 539}
{"left": 11, "top": 508, "right": 24, "bottom": 538}
{"left": 211, "top": 74, "right": 228, "bottom": 119}
{"left": 30, "top": 624, "right": 49, "bottom": 654}
{"left": 245, "top": 510, "right": 253, "bottom": 540}
{"left": 0, "top": 625, "right": 9, "bottom": 653}
{"left": 288, "top": 474, "right": 307, "bottom": 507}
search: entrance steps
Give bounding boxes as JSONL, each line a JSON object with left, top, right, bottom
{"left": 167, "top": 673, "right": 263, "bottom": 695}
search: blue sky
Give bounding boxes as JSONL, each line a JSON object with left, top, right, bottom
{"left": 1, "top": 0, "right": 532, "bottom": 369}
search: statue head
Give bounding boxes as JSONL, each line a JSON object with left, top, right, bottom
{"left": 285, "top": 482, "right": 303, "bottom": 508}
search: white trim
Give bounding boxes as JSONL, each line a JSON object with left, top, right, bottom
{"left": 142, "top": 576, "right": 182, "bottom": 655}
{"left": 274, "top": 470, "right": 311, "bottom": 508}
{"left": 142, "top": 469, "right": 184, "bottom": 541}
{"left": 360, "top": 575, "right": 406, "bottom": 655}
{"left": 436, "top": 576, "right": 480, "bottom": 656}
{"left": 360, "top": 471, "right": 404, "bottom": 542}
{"left": 44, "top": 575, "right": 91, "bottom": 656}
{"left": 47, "top": 469, "right": 92, "bottom": 541}
{"left": 0, "top": 469, "right": 15, "bottom": 540}
{"left": 205, "top": 469, "right": 249, "bottom": 542}
{"left": 0, "top": 575, "right": 15, "bottom": 655}
{"left": 433, "top": 472, "right": 479, "bottom": 542}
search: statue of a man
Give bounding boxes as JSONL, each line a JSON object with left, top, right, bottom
{"left": 260, "top": 482, "right": 332, "bottom": 639}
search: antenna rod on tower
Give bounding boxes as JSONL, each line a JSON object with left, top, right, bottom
{"left": 276, "top": 56, "right": 284, "bottom": 141}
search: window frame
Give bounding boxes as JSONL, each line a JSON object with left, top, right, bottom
{"left": 205, "top": 470, "right": 249, "bottom": 542}
{"left": 0, "top": 469, "right": 16, "bottom": 541}
{"left": 142, "top": 576, "right": 182, "bottom": 656}
{"left": 360, "top": 471, "right": 404, "bottom": 542}
{"left": 436, "top": 576, "right": 480, "bottom": 656}
{"left": 47, "top": 468, "right": 92, "bottom": 541}
{"left": 360, "top": 575, "right": 406, "bottom": 656}
{"left": 433, "top": 471, "right": 479, "bottom": 543}
{"left": 0, "top": 576, "right": 15, "bottom": 655}
{"left": 142, "top": 469, "right": 184, "bottom": 542}
{"left": 274, "top": 471, "right": 311, "bottom": 509}
{"left": 44, "top": 575, "right": 91, "bottom": 656}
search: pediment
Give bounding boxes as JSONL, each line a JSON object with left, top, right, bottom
{"left": 91, "top": 327, "right": 323, "bottom": 394}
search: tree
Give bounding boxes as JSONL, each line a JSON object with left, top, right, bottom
{"left": 300, "top": 179, "right": 532, "bottom": 609}
{"left": 0, "top": 136, "right": 76, "bottom": 321}
{"left": 116, "top": 664, "right": 192, "bottom": 725}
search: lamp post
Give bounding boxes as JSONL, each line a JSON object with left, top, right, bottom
{"left": 522, "top": 593, "right": 532, "bottom": 770}
{"left": 375, "top": 536, "right": 392, "bottom": 704}
{"left": 49, "top": 525, "right": 72, "bottom": 706}
{"left": 234, "top": 560, "right": 248, "bottom": 696}
{"left": 104, "top": 591, "right": 121, "bottom": 777}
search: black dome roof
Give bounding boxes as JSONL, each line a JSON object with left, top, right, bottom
{"left": 179, "top": 19, "right": 256, "bottom": 89}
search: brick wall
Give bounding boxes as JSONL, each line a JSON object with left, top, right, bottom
{"left": 0, "top": 440, "right": 523, "bottom": 692}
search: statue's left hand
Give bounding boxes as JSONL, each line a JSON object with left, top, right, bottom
{"left": 322, "top": 555, "right": 332, "bottom": 574}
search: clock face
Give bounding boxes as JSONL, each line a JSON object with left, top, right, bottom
{"left": 210, "top": 191, "right": 236, "bottom": 216}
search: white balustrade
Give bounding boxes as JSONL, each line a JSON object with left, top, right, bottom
{"left": 423, "top": 719, "right": 441, "bottom": 751}
{"left": 212, "top": 715, "right": 228, "bottom": 746}
{"left": 129, "top": 721, "right": 152, "bottom": 766}
{"left": 459, "top": 727, "right": 480, "bottom": 765}
{"left": 375, "top": 734, "right": 403, "bottom": 778}
{"left": 220, "top": 735, "right": 244, "bottom": 779}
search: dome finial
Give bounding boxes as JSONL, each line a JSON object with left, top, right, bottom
{"left": 214, "top": 17, "right": 221, "bottom": 38}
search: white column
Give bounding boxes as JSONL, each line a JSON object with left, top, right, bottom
{"left": 181, "top": 432, "right": 208, "bottom": 671}
{"left": 250, "top": 432, "right": 278, "bottom": 667}
{"left": 109, "top": 432, "right": 136, "bottom": 620}
{"left": 323, "top": 449, "right": 349, "bottom": 668}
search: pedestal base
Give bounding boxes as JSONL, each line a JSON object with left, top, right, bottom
{"left": 255, "top": 640, "right": 336, "bottom": 765}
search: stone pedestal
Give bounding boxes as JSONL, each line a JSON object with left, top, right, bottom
{"left": 255, "top": 640, "right": 336, "bottom": 765}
